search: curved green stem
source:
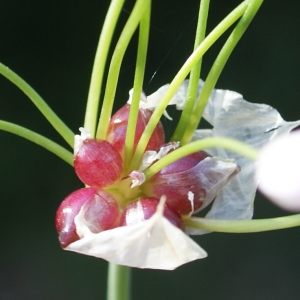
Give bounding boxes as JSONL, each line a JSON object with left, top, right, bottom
{"left": 0, "top": 120, "right": 73, "bottom": 165}
{"left": 0, "top": 63, "right": 74, "bottom": 147}
{"left": 129, "top": 0, "right": 249, "bottom": 171}
{"left": 172, "top": 0, "right": 210, "bottom": 142}
{"left": 185, "top": 214, "right": 300, "bottom": 233}
{"left": 96, "top": 0, "right": 150, "bottom": 140}
{"left": 180, "top": 0, "right": 263, "bottom": 145}
{"left": 124, "top": 2, "right": 150, "bottom": 172}
{"left": 107, "top": 264, "right": 131, "bottom": 300}
{"left": 143, "top": 137, "right": 258, "bottom": 180}
{"left": 84, "top": 0, "right": 125, "bottom": 137}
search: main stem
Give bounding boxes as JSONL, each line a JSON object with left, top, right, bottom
{"left": 107, "top": 264, "right": 131, "bottom": 300}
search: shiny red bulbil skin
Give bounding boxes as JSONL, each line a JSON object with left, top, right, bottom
{"left": 56, "top": 187, "right": 120, "bottom": 248}
{"left": 74, "top": 139, "right": 123, "bottom": 188}
{"left": 119, "top": 197, "right": 184, "bottom": 231}
{"left": 142, "top": 151, "right": 211, "bottom": 216}
{"left": 106, "top": 104, "right": 165, "bottom": 157}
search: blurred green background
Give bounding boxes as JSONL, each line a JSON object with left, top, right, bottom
{"left": 1, "top": 0, "right": 300, "bottom": 299}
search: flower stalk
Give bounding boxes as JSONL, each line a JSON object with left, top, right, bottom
{"left": 96, "top": 0, "right": 150, "bottom": 140}
{"left": 129, "top": 0, "right": 254, "bottom": 170}
{"left": 107, "top": 264, "right": 131, "bottom": 300}
{"left": 185, "top": 214, "right": 300, "bottom": 233}
{"left": 84, "top": 0, "right": 125, "bottom": 137}
{"left": 0, "top": 63, "right": 74, "bottom": 147}
{"left": 172, "top": 0, "right": 210, "bottom": 142}
{"left": 179, "top": 0, "right": 264, "bottom": 145}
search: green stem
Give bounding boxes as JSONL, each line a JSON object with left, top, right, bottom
{"left": 0, "top": 120, "right": 73, "bottom": 165}
{"left": 124, "top": 2, "right": 150, "bottom": 172}
{"left": 107, "top": 263, "right": 131, "bottom": 300}
{"left": 0, "top": 63, "right": 74, "bottom": 147}
{"left": 143, "top": 137, "right": 258, "bottom": 180}
{"left": 184, "top": 214, "right": 300, "bottom": 233}
{"left": 180, "top": 0, "right": 263, "bottom": 145}
{"left": 172, "top": 0, "right": 210, "bottom": 142}
{"left": 128, "top": 0, "right": 248, "bottom": 171}
{"left": 84, "top": 0, "right": 125, "bottom": 137}
{"left": 96, "top": 0, "right": 150, "bottom": 140}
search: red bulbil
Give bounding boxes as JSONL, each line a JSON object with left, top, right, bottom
{"left": 142, "top": 151, "right": 211, "bottom": 216}
{"left": 119, "top": 197, "right": 184, "bottom": 231}
{"left": 106, "top": 104, "right": 165, "bottom": 157}
{"left": 74, "top": 139, "right": 123, "bottom": 188}
{"left": 56, "top": 187, "right": 120, "bottom": 248}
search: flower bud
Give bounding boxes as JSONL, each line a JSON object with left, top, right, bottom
{"left": 106, "top": 104, "right": 165, "bottom": 157}
{"left": 74, "top": 138, "right": 123, "bottom": 188}
{"left": 119, "top": 197, "right": 184, "bottom": 230}
{"left": 56, "top": 187, "right": 120, "bottom": 248}
{"left": 142, "top": 151, "right": 239, "bottom": 216}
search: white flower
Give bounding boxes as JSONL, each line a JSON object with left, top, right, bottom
{"left": 256, "top": 130, "right": 300, "bottom": 211}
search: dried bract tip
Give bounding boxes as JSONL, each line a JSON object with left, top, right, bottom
{"left": 74, "top": 127, "right": 92, "bottom": 155}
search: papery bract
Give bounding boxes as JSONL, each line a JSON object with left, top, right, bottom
{"left": 66, "top": 198, "right": 207, "bottom": 270}
{"left": 147, "top": 80, "right": 300, "bottom": 223}
{"left": 107, "top": 103, "right": 165, "bottom": 157}
{"left": 119, "top": 197, "right": 184, "bottom": 230}
{"left": 143, "top": 151, "right": 239, "bottom": 216}
{"left": 256, "top": 129, "right": 300, "bottom": 211}
{"left": 56, "top": 187, "right": 120, "bottom": 248}
{"left": 74, "top": 138, "right": 123, "bottom": 188}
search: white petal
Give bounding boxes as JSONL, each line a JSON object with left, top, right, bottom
{"left": 66, "top": 198, "right": 207, "bottom": 270}
{"left": 256, "top": 130, "right": 300, "bottom": 211}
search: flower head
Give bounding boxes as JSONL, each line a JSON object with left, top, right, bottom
{"left": 55, "top": 78, "right": 300, "bottom": 269}
{"left": 55, "top": 81, "right": 246, "bottom": 269}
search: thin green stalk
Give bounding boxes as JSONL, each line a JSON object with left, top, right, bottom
{"left": 84, "top": 0, "right": 125, "bottom": 137}
{"left": 184, "top": 214, "right": 300, "bottom": 233}
{"left": 0, "top": 63, "right": 74, "bottom": 147}
{"left": 0, "top": 120, "right": 73, "bottom": 165}
{"left": 143, "top": 137, "right": 258, "bottom": 180}
{"left": 124, "top": 3, "right": 150, "bottom": 172}
{"left": 107, "top": 263, "right": 131, "bottom": 300}
{"left": 96, "top": 0, "right": 150, "bottom": 140}
{"left": 128, "top": 0, "right": 248, "bottom": 171}
{"left": 180, "top": 0, "right": 263, "bottom": 145}
{"left": 172, "top": 0, "right": 210, "bottom": 142}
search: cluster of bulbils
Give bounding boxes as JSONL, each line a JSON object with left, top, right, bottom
{"left": 56, "top": 100, "right": 239, "bottom": 249}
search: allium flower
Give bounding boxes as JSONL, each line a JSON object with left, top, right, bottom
{"left": 55, "top": 82, "right": 242, "bottom": 270}
{"left": 55, "top": 79, "right": 300, "bottom": 269}
{"left": 256, "top": 130, "right": 300, "bottom": 211}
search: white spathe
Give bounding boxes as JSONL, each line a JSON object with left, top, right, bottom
{"left": 66, "top": 198, "right": 207, "bottom": 270}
